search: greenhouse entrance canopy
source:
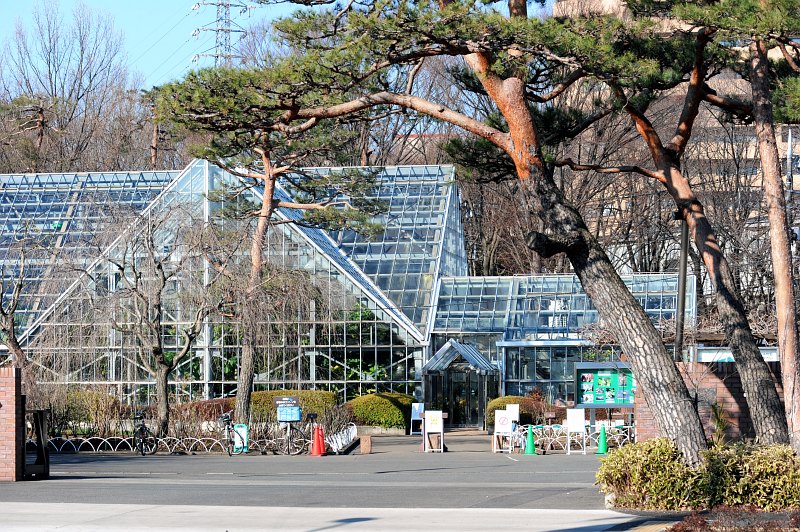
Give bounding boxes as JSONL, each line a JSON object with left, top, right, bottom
{"left": 422, "top": 339, "right": 499, "bottom": 427}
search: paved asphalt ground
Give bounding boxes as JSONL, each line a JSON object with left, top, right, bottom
{"left": 0, "top": 433, "right": 670, "bottom": 531}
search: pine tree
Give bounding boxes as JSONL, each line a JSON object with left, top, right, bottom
{"left": 156, "top": 0, "right": 711, "bottom": 464}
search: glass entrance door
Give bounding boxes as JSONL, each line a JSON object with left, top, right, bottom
{"left": 445, "top": 366, "right": 481, "bottom": 427}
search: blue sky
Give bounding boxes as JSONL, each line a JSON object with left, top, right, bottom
{"left": 0, "top": 0, "right": 292, "bottom": 89}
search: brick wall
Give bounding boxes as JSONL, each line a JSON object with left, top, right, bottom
{"left": 0, "top": 367, "right": 24, "bottom": 481}
{"left": 635, "top": 361, "right": 783, "bottom": 442}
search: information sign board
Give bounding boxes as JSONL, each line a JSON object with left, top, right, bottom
{"left": 566, "top": 408, "right": 585, "bottom": 433}
{"left": 425, "top": 410, "right": 444, "bottom": 433}
{"left": 423, "top": 410, "right": 445, "bottom": 452}
{"left": 565, "top": 408, "right": 587, "bottom": 455}
{"left": 272, "top": 395, "right": 300, "bottom": 407}
{"left": 574, "top": 363, "right": 635, "bottom": 408}
{"left": 410, "top": 403, "right": 425, "bottom": 435}
{"left": 506, "top": 404, "right": 520, "bottom": 422}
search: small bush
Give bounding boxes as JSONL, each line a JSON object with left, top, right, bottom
{"left": 597, "top": 439, "right": 800, "bottom": 511}
{"left": 63, "top": 388, "right": 123, "bottom": 437}
{"left": 178, "top": 398, "right": 234, "bottom": 421}
{"left": 705, "top": 444, "right": 800, "bottom": 511}
{"left": 318, "top": 404, "right": 355, "bottom": 437}
{"left": 486, "top": 396, "right": 564, "bottom": 426}
{"left": 345, "top": 392, "right": 414, "bottom": 429}
{"left": 181, "top": 390, "right": 337, "bottom": 422}
{"left": 597, "top": 438, "right": 708, "bottom": 510}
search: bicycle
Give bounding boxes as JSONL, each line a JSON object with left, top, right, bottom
{"left": 218, "top": 411, "right": 247, "bottom": 456}
{"left": 274, "top": 413, "right": 314, "bottom": 455}
{"left": 132, "top": 412, "right": 158, "bottom": 456}
{"left": 282, "top": 420, "right": 312, "bottom": 455}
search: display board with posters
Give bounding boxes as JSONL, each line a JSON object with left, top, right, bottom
{"left": 574, "top": 362, "right": 634, "bottom": 408}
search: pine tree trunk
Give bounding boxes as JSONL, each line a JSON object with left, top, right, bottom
{"left": 661, "top": 163, "right": 789, "bottom": 445}
{"left": 751, "top": 39, "right": 799, "bottom": 450}
{"left": 460, "top": 61, "right": 708, "bottom": 464}
{"left": 235, "top": 154, "right": 276, "bottom": 424}
{"left": 522, "top": 167, "right": 709, "bottom": 466}
{"left": 155, "top": 364, "right": 170, "bottom": 437}
{"left": 671, "top": 187, "right": 788, "bottom": 446}
{"left": 235, "top": 339, "right": 256, "bottom": 424}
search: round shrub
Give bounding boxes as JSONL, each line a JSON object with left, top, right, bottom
{"left": 345, "top": 392, "right": 414, "bottom": 429}
{"left": 596, "top": 438, "right": 708, "bottom": 510}
{"left": 486, "top": 396, "right": 558, "bottom": 426}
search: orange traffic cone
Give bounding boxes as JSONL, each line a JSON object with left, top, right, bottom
{"left": 311, "top": 426, "right": 326, "bottom": 456}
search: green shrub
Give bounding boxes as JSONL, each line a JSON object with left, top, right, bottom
{"left": 596, "top": 438, "right": 709, "bottom": 510}
{"left": 597, "top": 439, "right": 800, "bottom": 511}
{"left": 486, "top": 396, "right": 561, "bottom": 426}
{"left": 705, "top": 444, "right": 800, "bottom": 511}
{"left": 345, "top": 392, "right": 414, "bottom": 429}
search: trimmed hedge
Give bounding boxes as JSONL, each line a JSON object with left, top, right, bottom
{"left": 250, "top": 390, "right": 337, "bottom": 420}
{"left": 345, "top": 392, "right": 414, "bottom": 429}
{"left": 597, "top": 438, "right": 800, "bottom": 511}
{"left": 181, "top": 390, "right": 337, "bottom": 421}
{"left": 486, "top": 396, "right": 564, "bottom": 426}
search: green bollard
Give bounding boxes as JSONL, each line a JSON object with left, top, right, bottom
{"left": 596, "top": 424, "right": 608, "bottom": 455}
{"left": 524, "top": 425, "right": 536, "bottom": 455}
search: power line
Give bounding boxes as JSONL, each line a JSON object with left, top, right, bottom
{"left": 130, "top": 11, "right": 194, "bottom": 67}
{"left": 151, "top": 33, "right": 215, "bottom": 86}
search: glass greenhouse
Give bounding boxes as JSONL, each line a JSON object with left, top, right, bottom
{"left": 1, "top": 159, "right": 693, "bottom": 425}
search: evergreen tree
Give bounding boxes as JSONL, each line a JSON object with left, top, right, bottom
{"left": 156, "top": 0, "right": 711, "bottom": 464}
{"left": 663, "top": 0, "right": 800, "bottom": 452}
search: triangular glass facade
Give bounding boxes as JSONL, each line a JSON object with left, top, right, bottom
{"left": 326, "top": 166, "right": 468, "bottom": 332}
{"left": 14, "top": 160, "right": 444, "bottom": 403}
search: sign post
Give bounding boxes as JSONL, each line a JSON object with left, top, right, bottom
{"left": 506, "top": 403, "right": 520, "bottom": 424}
{"left": 233, "top": 423, "right": 249, "bottom": 453}
{"left": 423, "top": 410, "right": 444, "bottom": 452}
{"left": 272, "top": 395, "right": 300, "bottom": 408}
{"left": 492, "top": 409, "right": 514, "bottom": 453}
{"left": 565, "top": 408, "right": 586, "bottom": 455}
